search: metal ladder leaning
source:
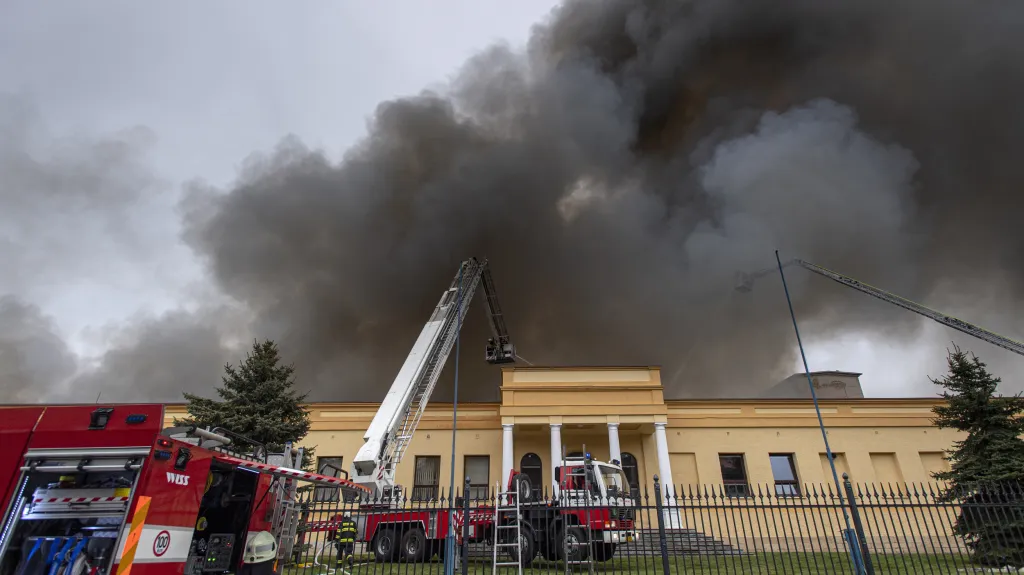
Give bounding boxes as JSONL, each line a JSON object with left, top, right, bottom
{"left": 270, "top": 445, "right": 305, "bottom": 570}
{"left": 492, "top": 481, "right": 524, "bottom": 575}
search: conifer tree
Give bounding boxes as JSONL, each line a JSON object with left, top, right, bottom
{"left": 931, "top": 345, "right": 1024, "bottom": 567}
{"left": 177, "top": 339, "right": 315, "bottom": 469}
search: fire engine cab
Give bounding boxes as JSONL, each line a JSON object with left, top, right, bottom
{"left": 0, "top": 404, "right": 368, "bottom": 575}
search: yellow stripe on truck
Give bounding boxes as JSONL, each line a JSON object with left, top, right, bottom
{"left": 117, "top": 495, "right": 152, "bottom": 575}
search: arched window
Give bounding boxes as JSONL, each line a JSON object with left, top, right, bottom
{"left": 520, "top": 453, "right": 543, "bottom": 499}
{"left": 621, "top": 452, "right": 640, "bottom": 497}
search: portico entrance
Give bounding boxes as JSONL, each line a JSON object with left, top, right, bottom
{"left": 497, "top": 366, "right": 674, "bottom": 501}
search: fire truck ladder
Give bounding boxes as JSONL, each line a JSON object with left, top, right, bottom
{"left": 269, "top": 443, "right": 305, "bottom": 567}
{"left": 492, "top": 481, "right": 524, "bottom": 575}
{"left": 736, "top": 259, "right": 1024, "bottom": 357}
{"left": 351, "top": 257, "right": 517, "bottom": 497}
{"left": 389, "top": 259, "right": 486, "bottom": 472}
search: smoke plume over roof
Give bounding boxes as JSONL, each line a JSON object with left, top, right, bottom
{"left": 3, "top": 0, "right": 1024, "bottom": 402}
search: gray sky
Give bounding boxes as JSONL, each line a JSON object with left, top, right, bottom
{"left": 1, "top": 0, "right": 1021, "bottom": 402}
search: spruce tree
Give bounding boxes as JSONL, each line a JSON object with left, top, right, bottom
{"left": 177, "top": 339, "right": 315, "bottom": 469}
{"left": 931, "top": 345, "right": 1024, "bottom": 567}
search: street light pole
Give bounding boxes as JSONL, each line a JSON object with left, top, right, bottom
{"left": 773, "top": 250, "right": 867, "bottom": 575}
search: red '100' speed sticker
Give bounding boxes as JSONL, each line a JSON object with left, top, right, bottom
{"left": 153, "top": 530, "right": 171, "bottom": 557}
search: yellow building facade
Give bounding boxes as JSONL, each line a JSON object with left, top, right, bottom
{"left": 163, "top": 366, "right": 957, "bottom": 497}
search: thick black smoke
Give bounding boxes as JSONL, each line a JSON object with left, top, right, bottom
{"left": 180, "top": 0, "right": 1024, "bottom": 400}
{"left": 4, "top": 0, "right": 1024, "bottom": 403}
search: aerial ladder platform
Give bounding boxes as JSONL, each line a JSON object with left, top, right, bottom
{"left": 736, "top": 258, "right": 1024, "bottom": 357}
{"left": 350, "top": 257, "right": 517, "bottom": 499}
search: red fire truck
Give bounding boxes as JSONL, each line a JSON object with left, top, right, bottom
{"left": 335, "top": 259, "right": 636, "bottom": 566}
{"left": 0, "top": 404, "right": 368, "bottom": 575}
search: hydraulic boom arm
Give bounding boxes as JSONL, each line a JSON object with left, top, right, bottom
{"left": 351, "top": 258, "right": 517, "bottom": 498}
{"left": 736, "top": 259, "right": 1024, "bottom": 357}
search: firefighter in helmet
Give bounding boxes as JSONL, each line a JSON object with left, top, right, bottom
{"left": 332, "top": 514, "right": 357, "bottom": 567}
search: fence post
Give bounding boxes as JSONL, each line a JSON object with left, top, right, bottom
{"left": 843, "top": 473, "right": 875, "bottom": 575}
{"left": 653, "top": 475, "right": 671, "bottom": 575}
{"left": 461, "top": 477, "right": 470, "bottom": 574}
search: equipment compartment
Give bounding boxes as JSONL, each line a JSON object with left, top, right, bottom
{"left": 0, "top": 450, "right": 143, "bottom": 575}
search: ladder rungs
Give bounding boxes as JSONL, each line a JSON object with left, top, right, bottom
{"left": 494, "top": 543, "right": 520, "bottom": 547}
{"left": 494, "top": 562, "right": 521, "bottom": 566}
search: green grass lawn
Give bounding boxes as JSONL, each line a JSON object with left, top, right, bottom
{"left": 287, "top": 552, "right": 972, "bottom": 574}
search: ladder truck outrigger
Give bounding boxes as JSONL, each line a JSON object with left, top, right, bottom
{"left": 337, "top": 258, "right": 637, "bottom": 566}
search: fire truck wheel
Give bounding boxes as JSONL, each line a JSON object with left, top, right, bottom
{"left": 400, "top": 528, "right": 428, "bottom": 563}
{"left": 372, "top": 528, "right": 398, "bottom": 563}
{"left": 591, "top": 542, "right": 617, "bottom": 562}
{"left": 512, "top": 473, "right": 533, "bottom": 503}
{"left": 558, "top": 526, "right": 589, "bottom": 562}
{"left": 518, "top": 522, "right": 538, "bottom": 567}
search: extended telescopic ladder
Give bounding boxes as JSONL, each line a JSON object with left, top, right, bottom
{"left": 735, "top": 258, "right": 1024, "bottom": 357}
{"left": 492, "top": 482, "right": 524, "bottom": 575}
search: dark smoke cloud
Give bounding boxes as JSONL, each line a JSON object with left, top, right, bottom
{"left": 5, "top": 0, "right": 1024, "bottom": 404}
{"left": 0, "top": 297, "right": 77, "bottom": 403}
{"left": 0, "top": 93, "right": 245, "bottom": 403}
{"left": 181, "top": 0, "right": 1024, "bottom": 400}
{"left": 65, "top": 304, "right": 247, "bottom": 403}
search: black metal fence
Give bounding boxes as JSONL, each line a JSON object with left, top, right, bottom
{"left": 286, "top": 475, "right": 1024, "bottom": 574}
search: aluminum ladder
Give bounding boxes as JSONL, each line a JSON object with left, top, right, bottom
{"left": 270, "top": 445, "right": 305, "bottom": 571}
{"left": 492, "top": 482, "right": 524, "bottom": 575}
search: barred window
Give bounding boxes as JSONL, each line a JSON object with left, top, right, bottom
{"left": 770, "top": 454, "right": 801, "bottom": 496}
{"left": 718, "top": 454, "right": 751, "bottom": 497}
{"left": 412, "top": 456, "right": 441, "bottom": 501}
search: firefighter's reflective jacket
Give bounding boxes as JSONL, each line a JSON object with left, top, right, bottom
{"left": 336, "top": 517, "right": 357, "bottom": 544}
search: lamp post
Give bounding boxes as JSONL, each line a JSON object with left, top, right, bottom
{"left": 737, "top": 250, "right": 868, "bottom": 574}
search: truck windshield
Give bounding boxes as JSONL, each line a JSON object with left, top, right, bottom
{"left": 598, "top": 465, "right": 630, "bottom": 495}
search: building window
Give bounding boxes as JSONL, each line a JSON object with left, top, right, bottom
{"left": 520, "top": 453, "right": 543, "bottom": 499}
{"left": 621, "top": 452, "right": 640, "bottom": 498}
{"left": 718, "top": 454, "right": 750, "bottom": 497}
{"left": 412, "top": 456, "right": 441, "bottom": 501}
{"left": 769, "top": 454, "right": 800, "bottom": 496}
{"left": 465, "top": 455, "right": 490, "bottom": 500}
{"left": 314, "top": 457, "right": 344, "bottom": 502}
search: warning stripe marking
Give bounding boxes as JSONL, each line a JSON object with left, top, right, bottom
{"left": 34, "top": 496, "right": 130, "bottom": 503}
{"left": 213, "top": 454, "right": 370, "bottom": 493}
{"left": 117, "top": 495, "right": 151, "bottom": 575}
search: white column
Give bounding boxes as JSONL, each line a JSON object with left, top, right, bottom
{"left": 549, "top": 423, "right": 562, "bottom": 497}
{"left": 501, "top": 424, "right": 514, "bottom": 488}
{"left": 607, "top": 423, "right": 622, "bottom": 464}
{"left": 654, "top": 422, "right": 680, "bottom": 527}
